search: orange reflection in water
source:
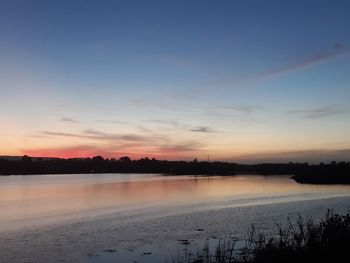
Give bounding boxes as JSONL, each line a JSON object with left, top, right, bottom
{"left": 0, "top": 174, "right": 349, "bottom": 231}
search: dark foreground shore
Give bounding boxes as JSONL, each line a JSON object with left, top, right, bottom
{"left": 176, "top": 210, "right": 350, "bottom": 263}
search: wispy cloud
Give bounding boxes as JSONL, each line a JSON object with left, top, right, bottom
{"left": 29, "top": 121, "right": 210, "bottom": 159}
{"left": 60, "top": 117, "right": 83, "bottom": 124}
{"left": 84, "top": 129, "right": 153, "bottom": 142}
{"left": 214, "top": 105, "right": 260, "bottom": 115}
{"left": 128, "top": 99, "right": 168, "bottom": 110}
{"left": 144, "top": 119, "right": 217, "bottom": 133}
{"left": 43, "top": 129, "right": 158, "bottom": 142}
{"left": 286, "top": 105, "right": 346, "bottom": 119}
{"left": 157, "top": 141, "right": 205, "bottom": 154}
{"left": 23, "top": 139, "right": 205, "bottom": 159}
{"left": 144, "top": 119, "right": 180, "bottom": 126}
{"left": 97, "top": 120, "right": 150, "bottom": 133}
{"left": 24, "top": 145, "right": 115, "bottom": 159}
{"left": 188, "top": 126, "right": 214, "bottom": 133}
{"left": 43, "top": 131, "right": 85, "bottom": 138}
{"left": 260, "top": 44, "right": 350, "bottom": 81}
{"left": 128, "top": 98, "right": 197, "bottom": 113}
{"left": 96, "top": 120, "right": 129, "bottom": 125}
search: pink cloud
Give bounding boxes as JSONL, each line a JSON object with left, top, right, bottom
{"left": 22, "top": 141, "right": 203, "bottom": 160}
{"left": 24, "top": 146, "right": 116, "bottom": 159}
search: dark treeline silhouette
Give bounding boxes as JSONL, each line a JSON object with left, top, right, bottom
{"left": 0, "top": 156, "right": 350, "bottom": 184}
{"left": 291, "top": 161, "right": 350, "bottom": 184}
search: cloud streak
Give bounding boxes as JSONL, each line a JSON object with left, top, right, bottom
{"left": 157, "top": 141, "right": 204, "bottom": 154}
{"left": 213, "top": 105, "right": 260, "bottom": 115}
{"left": 144, "top": 119, "right": 217, "bottom": 133}
{"left": 286, "top": 105, "right": 346, "bottom": 119}
{"left": 260, "top": 44, "right": 350, "bottom": 81}
{"left": 31, "top": 128, "right": 207, "bottom": 159}
{"left": 60, "top": 117, "right": 83, "bottom": 124}
{"left": 23, "top": 140, "right": 205, "bottom": 160}
{"left": 43, "top": 129, "right": 159, "bottom": 142}
{"left": 188, "top": 126, "right": 214, "bottom": 133}
{"left": 84, "top": 129, "right": 151, "bottom": 142}
{"left": 96, "top": 120, "right": 129, "bottom": 125}
{"left": 97, "top": 120, "right": 151, "bottom": 133}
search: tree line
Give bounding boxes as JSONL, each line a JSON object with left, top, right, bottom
{"left": 0, "top": 156, "right": 349, "bottom": 184}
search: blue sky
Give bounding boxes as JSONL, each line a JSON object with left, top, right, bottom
{"left": 1, "top": 0, "right": 350, "bottom": 162}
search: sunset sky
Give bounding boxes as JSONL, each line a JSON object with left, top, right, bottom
{"left": 1, "top": 0, "right": 350, "bottom": 162}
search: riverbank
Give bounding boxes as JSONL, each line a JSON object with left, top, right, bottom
{"left": 178, "top": 210, "right": 350, "bottom": 263}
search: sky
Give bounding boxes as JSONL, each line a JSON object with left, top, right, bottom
{"left": 1, "top": 0, "right": 350, "bottom": 163}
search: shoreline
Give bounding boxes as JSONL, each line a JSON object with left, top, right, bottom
{"left": 1, "top": 157, "right": 350, "bottom": 184}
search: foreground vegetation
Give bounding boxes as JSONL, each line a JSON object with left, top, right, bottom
{"left": 177, "top": 211, "right": 350, "bottom": 263}
{"left": 1, "top": 155, "right": 350, "bottom": 184}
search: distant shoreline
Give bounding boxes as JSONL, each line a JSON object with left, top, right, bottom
{"left": 1, "top": 155, "right": 350, "bottom": 184}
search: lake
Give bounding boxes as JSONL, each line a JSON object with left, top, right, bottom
{"left": 0, "top": 174, "right": 350, "bottom": 262}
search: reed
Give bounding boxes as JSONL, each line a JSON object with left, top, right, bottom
{"left": 176, "top": 210, "right": 350, "bottom": 263}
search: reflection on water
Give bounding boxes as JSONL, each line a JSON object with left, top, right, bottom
{"left": 0, "top": 174, "right": 350, "bottom": 231}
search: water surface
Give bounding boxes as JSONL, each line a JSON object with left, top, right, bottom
{"left": 0, "top": 174, "right": 350, "bottom": 262}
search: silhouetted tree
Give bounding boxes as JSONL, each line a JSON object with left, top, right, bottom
{"left": 119, "top": 156, "right": 131, "bottom": 162}
{"left": 92, "top": 156, "right": 104, "bottom": 161}
{"left": 21, "top": 155, "right": 32, "bottom": 163}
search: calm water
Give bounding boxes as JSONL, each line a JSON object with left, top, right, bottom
{"left": 0, "top": 174, "right": 350, "bottom": 262}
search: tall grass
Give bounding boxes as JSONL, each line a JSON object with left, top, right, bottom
{"left": 176, "top": 210, "right": 350, "bottom": 263}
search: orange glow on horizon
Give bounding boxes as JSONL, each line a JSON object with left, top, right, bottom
{"left": 23, "top": 147, "right": 197, "bottom": 160}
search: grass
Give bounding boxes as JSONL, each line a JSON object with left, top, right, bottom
{"left": 176, "top": 210, "right": 350, "bottom": 263}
